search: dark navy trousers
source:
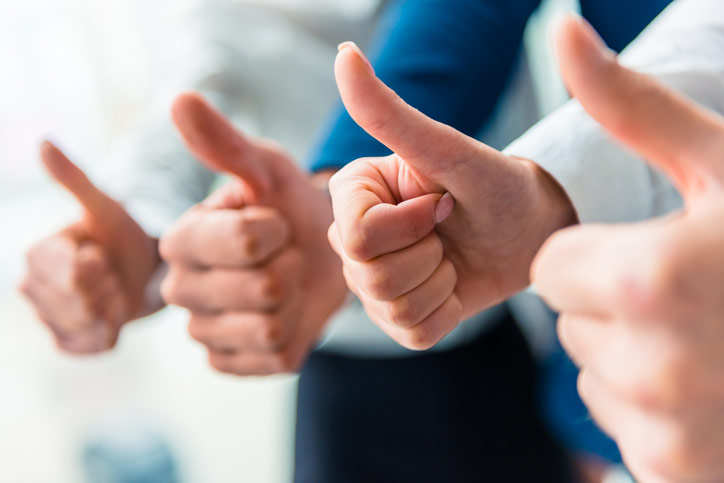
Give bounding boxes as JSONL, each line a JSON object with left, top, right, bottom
{"left": 294, "top": 311, "right": 573, "bottom": 483}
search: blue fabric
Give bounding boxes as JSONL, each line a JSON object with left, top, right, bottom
{"left": 309, "top": 0, "right": 540, "bottom": 171}
{"left": 308, "top": 0, "right": 672, "bottom": 171}
{"left": 306, "top": 0, "right": 673, "bottom": 466}
{"left": 541, "top": 338, "right": 624, "bottom": 463}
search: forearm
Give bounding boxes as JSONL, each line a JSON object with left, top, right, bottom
{"left": 506, "top": 0, "right": 724, "bottom": 224}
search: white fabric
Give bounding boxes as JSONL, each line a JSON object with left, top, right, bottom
{"left": 507, "top": 0, "right": 724, "bottom": 224}
{"left": 101, "top": 0, "right": 540, "bottom": 357}
{"left": 106, "top": 0, "right": 724, "bottom": 357}
{"left": 507, "top": 0, "right": 724, "bottom": 351}
{"left": 101, "top": 0, "right": 384, "bottom": 237}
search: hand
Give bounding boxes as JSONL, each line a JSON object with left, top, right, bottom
{"left": 532, "top": 17, "right": 724, "bottom": 482}
{"left": 160, "top": 93, "right": 346, "bottom": 375}
{"left": 326, "top": 42, "right": 576, "bottom": 350}
{"left": 20, "top": 142, "right": 161, "bottom": 354}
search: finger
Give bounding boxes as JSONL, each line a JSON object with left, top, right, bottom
{"left": 342, "top": 231, "right": 444, "bottom": 302}
{"left": 188, "top": 293, "right": 302, "bottom": 352}
{"left": 556, "top": 312, "right": 612, "bottom": 368}
{"left": 51, "top": 323, "right": 117, "bottom": 354}
{"left": 206, "top": 325, "right": 311, "bottom": 375}
{"left": 160, "top": 206, "right": 290, "bottom": 268}
{"left": 556, "top": 15, "right": 724, "bottom": 196}
{"left": 21, "top": 275, "right": 96, "bottom": 331}
{"left": 161, "top": 246, "right": 304, "bottom": 312}
{"left": 364, "top": 257, "right": 457, "bottom": 330}
{"left": 74, "top": 243, "right": 112, "bottom": 290}
{"left": 335, "top": 43, "right": 475, "bottom": 167}
{"left": 577, "top": 369, "right": 628, "bottom": 440}
{"left": 40, "top": 141, "right": 125, "bottom": 226}
{"left": 376, "top": 292, "right": 462, "bottom": 351}
{"left": 579, "top": 370, "right": 691, "bottom": 483}
{"left": 329, "top": 160, "right": 452, "bottom": 261}
{"left": 171, "top": 92, "right": 273, "bottom": 199}
{"left": 26, "top": 234, "right": 81, "bottom": 290}
{"left": 531, "top": 223, "right": 660, "bottom": 315}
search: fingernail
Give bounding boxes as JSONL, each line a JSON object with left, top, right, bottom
{"left": 338, "top": 41, "right": 374, "bottom": 74}
{"left": 435, "top": 192, "right": 454, "bottom": 224}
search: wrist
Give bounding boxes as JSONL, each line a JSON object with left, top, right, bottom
{"left": 518, "top": 156, "right": 579, "bottom": 233}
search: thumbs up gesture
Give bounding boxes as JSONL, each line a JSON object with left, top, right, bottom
{"left": 160, "top": 93, "right": 346, "bottom": 375}
{"left": 20, "top": 143, "right": 161, "bottom": 353}
{"left": 532, "top": 17, "right": 724, "bottom": 482}
{"left": 327, "top": 43, "right": 577, "bottom": 350}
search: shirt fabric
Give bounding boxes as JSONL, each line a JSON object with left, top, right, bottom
{"left": 102, "top": 0, "right": 680, "bottom": 358}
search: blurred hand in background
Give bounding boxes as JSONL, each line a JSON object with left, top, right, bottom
{"left": 160, "top": 93, "right": 346, "bottom": 375}
{"left": 533, "top": 17, "right": 724, "bottom": 483}
{"left": 20, "top": 142, "right": 161, "bottom": 354}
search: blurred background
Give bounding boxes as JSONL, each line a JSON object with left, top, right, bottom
{"left": 0, "top": 0, "right": 575, "bottom": 482}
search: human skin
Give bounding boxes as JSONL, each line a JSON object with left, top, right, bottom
{"left": 159, "top": 93, "right": 347, "bottom": 375}
{"left": 326, "top": 42, "right": 577, "bottom": 350}
{"left": 532, "top": 16, "right": 724, "bottom": 483}
{"left": 20, "top": 142, "right": 161, "bottom": 353}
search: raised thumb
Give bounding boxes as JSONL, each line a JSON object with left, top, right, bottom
{"left": 171, "top": 92, "right": 272, "bottom": 199}
{"left": 556, "top": 14, "right": 724, "bottom": 197}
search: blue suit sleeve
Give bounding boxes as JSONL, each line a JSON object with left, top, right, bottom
{"left": 308, "top": 0, "right": 542, "bottom": 171}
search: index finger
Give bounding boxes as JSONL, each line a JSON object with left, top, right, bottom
{"left": 328, "top": 157, "right": 451, "bottom": 262}
{"left": 160, "top": 205, "right": 291, "bottom": 268}
{"left": 531, "top": 223, "right": 661, "bottom": 316}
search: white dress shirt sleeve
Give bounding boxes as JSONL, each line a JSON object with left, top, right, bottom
{"left": 98, "top": 0, "right": 378, "bottom": 237}
{"left": 505, "top": 0, "right": 724, "bottom": 224}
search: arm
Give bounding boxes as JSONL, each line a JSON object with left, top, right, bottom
{"left": 157, "top": 0, "right": 555, "bottom": 372}
{"left": 506, "top": 0, "right": 724, "bottom": 225}
{"left": 532, "top": 14, "right": 724, "bottom": 482}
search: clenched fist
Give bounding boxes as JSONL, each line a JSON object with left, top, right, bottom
{"left": 533, "top": 17, "right": 724, "bottom": 482}
{"left": 21, "top": 142, "right": 160, "bottom": 353}
{"left": 327, "top": 42, "right": 576, "bottom": 350}
{"left": 160, "top": 93, "right": 347, "bottom": 375}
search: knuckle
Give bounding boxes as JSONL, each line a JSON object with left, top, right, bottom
{"left": 158, "top": 229, "right": 178, "bottom": 262}
{"left": 259, "top": 315, "right": 286, "bottom": 348}
{"left": 233, "top": 214, "right": 260, "bottom": 260}
{"left": 617, "top": 245, "right": 681, "bottom": 318}
{"left": 641, "top": 426, "right": 698, "bottom": 479}
{"left": 360, "top": 265, "right": 395, "bottom": 301}
{"left": 399, "top": 325, "right": 437, "bottom": 351}
{"left": 258, "top": 271, "right": 286, "bottom": 307}
{"left": 385, "top": 297, "right": 418, "bottom": 329}
{"left": 622, "top": 358, "right": 687, "bottom": 411}
{"left": 187, "top": 320, "right": 206, "bottom": 343}
{"left": 640, "top": 350, "right": 689, "bottom": 409}
{"left": 556, "top": 315, "right": 578, "bottom": 361}
{"left": 344, "top": 225, "right": 376, "bottom": 262}
{"left": 160, "top": 271, "right": 182, "bottom": 305}
{"left": 208, "top": 352, "right": 229, "bottom": 373}
{"left": 624, "top": 373, "right": 664, "bottom": 410}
